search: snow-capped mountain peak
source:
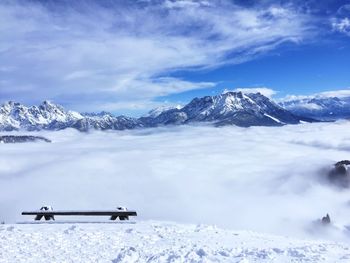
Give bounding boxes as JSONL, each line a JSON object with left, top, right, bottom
{"left": 279, "top": 95, "right": 350, "bottom": 120}
{"left": 215, "top": 91, "right": 263, "bottom": 114}
{"left": 140, "top": 91, "right": 312, "bottom": 127}
{"left": 0, "top": 101, "right": 84, "bottom": 131}
{"left": 0, "top": 93, "right": 316, "bottom": 132}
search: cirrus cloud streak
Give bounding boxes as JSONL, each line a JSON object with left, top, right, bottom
{"left": 0, "top": 0, "right": 314, "bottom": 112}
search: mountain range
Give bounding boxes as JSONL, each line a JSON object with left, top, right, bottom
{"left": 279, "top": 96, "right": 350, "bottom": 120}
{"left": 0, "top": 91, "right": 342, "bottom": 132}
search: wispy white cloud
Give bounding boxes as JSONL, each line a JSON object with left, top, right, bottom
{"left": 318, "top": 88, "right": 350, "bottom": 98}
{"left": 163, "top": 0, "right": 211, "bottom": 9}
{"left": 281, "top": 88, "right": 350, "bottom": 101}
{"left": 332, "top": 18, "right": 350, "bottom": 35}
{"left": 0, "top": 0, "right": 314, "bottom": 111}
{"left": 331, "top": 3, "right": 350, "bottom": 36}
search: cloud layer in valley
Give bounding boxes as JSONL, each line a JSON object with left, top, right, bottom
{"left": 0, "top": 0, "right": 314, "bottom": 112}
{"left": 2, "top": 121, "right": 350, "bottom": 241}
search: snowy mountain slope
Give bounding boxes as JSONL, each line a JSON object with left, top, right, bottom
{"left": 0, "top": 101, "right": 142, "bottom": 132}
{"left": 0, "top": 92, "right": 315, "bottom": 131}
{"left": 71, "top": 114, "right": 143, "bottom": 132}
{"left": 279, "top": 96, "right": 350, "bottom": 120}
{"left": 1, "top": 221, "right": 350, "bottom": 263}
{"left": 0, "top": 101, "right": 83, "bottom": 131}
{"left": 144, "top": 105, "right": 183, "bottom": 118}
{"left": 140, "top": 91, "right": 313, "bottom": 127}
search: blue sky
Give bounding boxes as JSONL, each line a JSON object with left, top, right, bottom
{"left": 163, "top": 39, "right": 350, "bottom": 103}
{"left": 0, "top": 0, "right": 350, "bottom": 115}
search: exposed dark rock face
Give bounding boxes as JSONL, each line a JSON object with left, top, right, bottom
{"left": 321, "top": 214, "right": 331, "bottom": 225}
{"left": 71, "top": 115, "right": 143, "bottom": 132}
{"left": 328, "top": 160, "right": 350, "bottom": 187}
{"left": 0, "top": 135, "right": 51, "bottom": 143}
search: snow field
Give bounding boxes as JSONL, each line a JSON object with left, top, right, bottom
{"left": 1, "top": 221, "right": 350, "bottom": 263}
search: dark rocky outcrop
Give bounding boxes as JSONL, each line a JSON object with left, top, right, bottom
{"left": 0, "top": 135, "right": 51, "bottom": 143}
{"left": 321, "top": 214, "right": 331, "bottom": 225}
{"left": 328, "top": 160, "right": 350, "bottom": 187}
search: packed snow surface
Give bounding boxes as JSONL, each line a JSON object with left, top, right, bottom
{"left": 2, "top": 121, "right": 350, "bottom": 242}
{"left": 1, "top": 221, "right": 350, "bottom": 263}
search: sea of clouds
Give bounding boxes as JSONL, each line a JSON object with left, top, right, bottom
{"left": 1, "top": 121, "right": 350, "bottom": 240}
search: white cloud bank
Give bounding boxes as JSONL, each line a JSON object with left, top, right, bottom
{"left": 2, "top": 122, "right": 350, "bottom": 241}
{"left": 0, "top": 0, "right": 313, "bottom": 111}
{"left": 282, "top": 88, "right": 350, "bottom": 101}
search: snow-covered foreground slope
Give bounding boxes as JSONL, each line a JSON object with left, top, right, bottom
{"left": 1, "top": 221, "right": 350, "bottom": 263}
{"left": 2, "top": 121, "right": 350, "bottom": 242}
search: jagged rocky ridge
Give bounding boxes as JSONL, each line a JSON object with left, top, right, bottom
{"left": 328, "top": 160, "right": 350, "bottom": 188}
{"left": 279, "top": 96, "right": 350, "bottom": 120}
{"left": 0, "top": 101, "right": 83, "bottom": 131}
{"left": 0, "top": 92, "right": 315, "bottom": 132}
{"left": 140, "top": 91, "right": 314, "bottom": 127}
{"left": 0, "top": 101, "right": 143, "bottom": 132}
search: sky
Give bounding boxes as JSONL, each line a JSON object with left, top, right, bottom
{"left": 0, "top": 0, "right": 350, "bottom": 115}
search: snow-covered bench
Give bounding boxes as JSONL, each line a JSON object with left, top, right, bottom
{"left": 22, "top": 206, "right": 137, "bottom": 221}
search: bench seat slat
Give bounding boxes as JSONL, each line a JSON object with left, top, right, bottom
{"left": 22, "top": 211, "right": 137, "bottom": 216}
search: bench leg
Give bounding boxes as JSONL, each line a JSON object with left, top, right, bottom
{"left": 119, "top": 216, "right": 129, "bottom": 220}
{"left": 44, "top": 215, "right": 55, "bottom": 221}
{"left": 110, "top": 215, "right": 118, "bottom": 220}
{"left": 35, "top": 215, "right": 43, "bottom": 221}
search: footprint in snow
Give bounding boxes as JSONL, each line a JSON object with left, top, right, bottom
{"left": 196, "top": 248, "right": 207, "bottom": 257}
{"left": 64, "top": 225, "right": 77, "bottom": 234}
{"left": 125, "top": 228, "right": 133, "bottom": 234}
{"left": 6, "top": 226, "right": 14, "bottom": 232}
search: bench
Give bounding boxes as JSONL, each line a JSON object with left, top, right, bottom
{"left": 22, "top": 206, "right": 137, "bottom": 221}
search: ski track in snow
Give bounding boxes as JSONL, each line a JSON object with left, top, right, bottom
{"left": 1, "top": 221, "right": 350, "bottom": 263}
